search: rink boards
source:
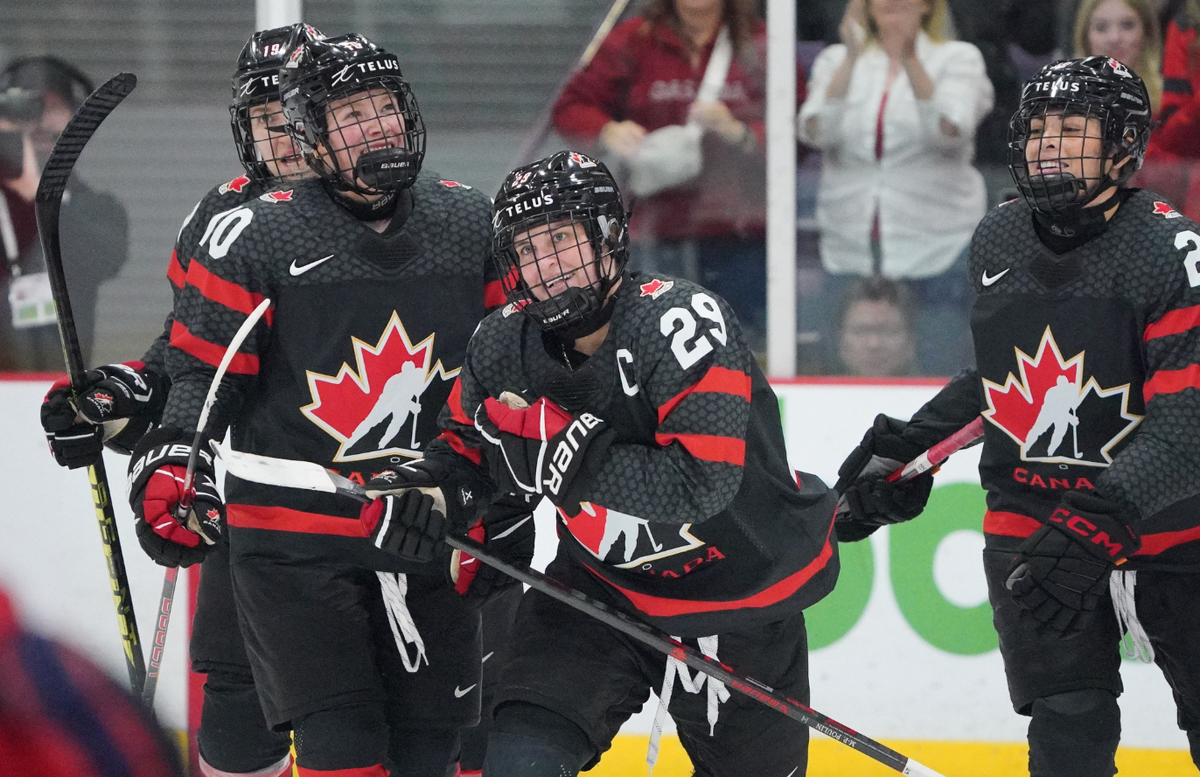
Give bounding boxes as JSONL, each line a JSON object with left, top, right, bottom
{"left": 0, "top": 376, "right": 1193, "bottom": 775}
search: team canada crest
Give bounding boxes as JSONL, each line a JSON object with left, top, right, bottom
{"left": 982, "top": 327, "right": 1141, "bottom": 467}
{"left": 300, "top": 312, "right": 458, "bottom": 462}
{"left": 560, "top": 502, "right": 705, "bottom": 569}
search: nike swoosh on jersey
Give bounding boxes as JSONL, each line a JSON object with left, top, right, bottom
{"left": 454, "top": 684, "right": 477, "bottom": 698}
{"left": 482, "top": 651, "right": 494, "bottom": 664}
{"left": 981, "top": 268, "right": 1010, "bottom": 286}
{"left": 289, "top": 254, "right": 335, "bottom": 276}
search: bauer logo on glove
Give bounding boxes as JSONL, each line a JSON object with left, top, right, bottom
{"left": 474, "top": 390, "right": 614, "bottom": 509}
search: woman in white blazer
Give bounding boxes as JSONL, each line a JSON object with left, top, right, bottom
{"left": 798, "top": 0, "right": 994, "bottom": 375}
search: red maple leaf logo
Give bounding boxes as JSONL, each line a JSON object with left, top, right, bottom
{"left": 220, "top": 174, "right": 252, "bottom": 194}
{"left": 983, "top": 327, "right": 1141, "bottom": 466}
{"left": 438, "top": 179, "right": 470, "bottom": 189}
{"left": 260, "top": 189, "right": 293, "bottom": 203}
{"left": 300, "top": 312, "right": 459, "bottom": 462}
{"left": 639, "top": 278, "right": 673, "bottom": 299}
{"left": 1153, "top": 201, "right": 1181, "bottom": 218}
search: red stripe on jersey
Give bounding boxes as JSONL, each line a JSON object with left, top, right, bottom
{"left": 446, "top": 378, "right": 472, "bottom": 425}
{"left": 657, "top": 366, "right": 752, "bottom": 424}
{"left": 296, "top": 765, "right": 388, "bottom": 776}
{"left": 169, "top": 321, "right": 260, "bottom": 375}
{"left": 984, "top": 510, "right": 1042, "bottom": 538}
{"left": 655, "top": 432, "right": 745, "bottom": 465}
{"left": 1144, "top": 364, "right": 1200, "bottom": 401}
{"left": 589, "top": 515, "right": 835, "bottom": 617}
{"left": 439, "top": 430, "right": 482, "bottom": 466}
{"left": 484, "top": 280, "right": 506, "bottom": 311}
{"left": 185, "top": 261, "right": 274, "bottom": 326}
{"left": 226, "top": 504, "right": 364, "bottom": 536}
{"left": 167, "top": 250, "right": 186, "bottom": 290}
{"left": 1134, "top": 525, "right": 1200, "bottom": 556}
{"left": 1145, "top": 304, "right": 1200, "bottom": 341}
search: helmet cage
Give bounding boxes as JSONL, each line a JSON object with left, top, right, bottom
{"left": 229, "top": 24, "right": 324, "bottom": 184}
{"left": 281, "top": 39, "right": 425, "bottom": 195}
{"left": 493, "top": 192, "right": 628, "bottom": 331}
{"left": 1008, "top": 59, "right": 1151, "bottom": 217}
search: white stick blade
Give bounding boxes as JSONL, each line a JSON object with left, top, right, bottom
{"left": 212, "top": 440, "right": 339, "bottom": 494}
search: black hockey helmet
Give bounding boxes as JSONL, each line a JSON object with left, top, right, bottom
{"left": 1008, "top": 56, "right": 1152, "bottom": 217}
{"left": 279, "top": 33, "right": 425, "bottom": 194}
{"left": 492, "top": 151, "right": 629, "bottom": 333}
{"left": 229, "top": 23, "right": 324, "bottom": 183}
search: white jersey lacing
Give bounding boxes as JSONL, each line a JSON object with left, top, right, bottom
{"left": 1110, "top": 569, "right": 1154, "bottom": 663}
{"left": 646, "top": 635, "right": 729, "bottom": 774}
{"left": 376, "top": 571, "right": 428, "bottom": 672}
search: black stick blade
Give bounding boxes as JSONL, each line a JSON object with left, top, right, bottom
{"left": 35, "top": 72, "right": 136, "bottom": 205}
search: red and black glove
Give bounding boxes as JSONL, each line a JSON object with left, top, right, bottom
{"left": 127, "top": 427, "right": 222, "bottom": 568}
{"left": 361, "top": 459, "right": 490, "bottom": 564}
{"left": 41, "top": 362, "right": 167, "bottom": 468}
{"left": 473, "top": 392, "right": 614, "bottom": 512}
{"left": 833, "top": 414, "right": 935, "bottom": 542}
{"left": 452, "top": 493, "right": 536, "bottom": 607}
{"left": 1006, "top": 490, "right": 1141, "bottom": 636}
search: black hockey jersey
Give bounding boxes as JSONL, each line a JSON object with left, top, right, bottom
{"left": 160, "top": 171, "right": 501, "bottom": 569}
{"left": 139, "top": 173, "right": 265, "bottom": 375}
{"left": 426, "top": 273, "right": 839, "bottom": 636}
{"left": 911, "top": 190, "right": 1200, "bottom": 569}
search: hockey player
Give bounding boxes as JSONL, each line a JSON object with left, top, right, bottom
{"left": 360, "top": 150, "right": 839, "bottom": 776}
{"left": 39, "top": 23, "right": 323, "bottom": 777}
{"left": 124, "top": 33, "right": 529, "bottom": 777}
{"left": 836, "top": 57, "right": 1200, "bottom": 776}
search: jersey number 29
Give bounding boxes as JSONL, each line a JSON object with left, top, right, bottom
{"left": 660, "top": 292, "right": 727, "bottom": 370}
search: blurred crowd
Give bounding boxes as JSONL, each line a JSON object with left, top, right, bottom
{"left": 3, "top": 0, "right": 1200, "bottom": 377}
{"left": 554, "top": 0, "right": 1200, "bottom": 376}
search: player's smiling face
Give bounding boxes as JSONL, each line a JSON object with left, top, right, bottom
{"left": 322, "top": 87, "right": 407, "bottom": 186}
{"left": 249, "top": 100, "right": 310, "bottom": 180}
{"left": 514, "top": 220, "right": 601, "bottom": 302}
{"left": 1024, "top": 111, "right": 1109, "bottom": 186}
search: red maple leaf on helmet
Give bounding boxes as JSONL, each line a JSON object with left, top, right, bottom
{"left": 300, "top": 312, "right": 458, "bottom": 462}
{"left": 220, "top": 174, "right": 252, "bottom": 195}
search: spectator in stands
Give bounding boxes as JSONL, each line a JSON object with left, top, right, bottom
{"left": 0, "top": 586, "right": 183, "bottom": 776}
{"left": 1073, "top": 0, "right": 1164, "bottom": 110}
{"left": 1059, "top": 0, "right": 1185, "bottom": 56}
{"left": 798, "top": 0, "right": 992, "bottom": 376}
{"left": 0, "top": 56, "right": 128, "bottom": 371}
{"left": 835, "top": 276, "right": 920, "bottom": 376}
{"left": 944, "top": 0, "right": 1058, "bottom": 202}
{"left": 1137, "top": 0, "right": 1200, "bottom": 218}
{"left": 553, "top": 0, "right": 808, "bottom": 351}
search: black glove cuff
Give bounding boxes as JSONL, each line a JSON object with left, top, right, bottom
{"left": 127, "top": 426, "right": 215, "bottom": 496}
{"left": 1047, "top": 491, "right": 1141, "bottom": 564}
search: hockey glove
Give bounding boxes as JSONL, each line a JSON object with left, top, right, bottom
{"left": 41, "top": 362, "right": 167, "bottom": 468}
{"left": 833, "top": 414, "right": 935, "bottom": 542}
{"left": 452, "top": 493, "right": 537, "bottom": 607}
{"left": 474, "top": 391, "right": 614, "bottom": 512}
{"left": 361, "top": 459, "right": 490, "bottom": 564}
{"left": 1006, "top": 491, "right": 1141, "bottom": 636}
{"left": 127, "top": 426, "right": 222, "bottom": 568}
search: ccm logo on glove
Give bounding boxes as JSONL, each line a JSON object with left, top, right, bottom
{"left": 1047, "top": 507, "right": 1139, "bottom": 561}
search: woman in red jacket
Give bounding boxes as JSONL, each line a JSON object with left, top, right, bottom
{"left": 1137, "top": 1, "right": 1200, "bottom": 217}
{"left": 553, "top": 0, "right": 806, "bottom": 350}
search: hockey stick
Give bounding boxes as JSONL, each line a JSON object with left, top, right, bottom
{"left": 140, "top": 297, "right": 272, "bottom": 709}
{"left": 207, "top": 434, "right": 988, "bottom": 776}
{"left": 508, "top": 0, "right": 632, "bottom": 169}
{"left": 886, "top": 416, "right": 984, "bottom": 483}
{"left": 34, "top": 72, "right": 146, "bottom": 695}
{"left": 141, "top": 566, "right": 178, "bottom": 707}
